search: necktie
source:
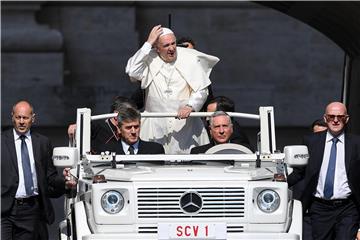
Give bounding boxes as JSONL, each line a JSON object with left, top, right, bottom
{"left": 323, "top": 137, "right": 339, "bottom": 199}
{"left": 128, "top": 145, "right": 135, "bottom": 155}
{"left": 20, "top": 135, "right": 34, "bottom": 196}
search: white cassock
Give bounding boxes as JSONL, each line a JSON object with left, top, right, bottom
{"left": 126, "top": 42, "right": 219, "bottom": 154}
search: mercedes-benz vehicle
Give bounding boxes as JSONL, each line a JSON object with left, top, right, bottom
{"left": 53, "top": 106, "right": 308, "bottom": 240}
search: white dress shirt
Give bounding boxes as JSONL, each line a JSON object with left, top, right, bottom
{"left": 315, "top": 131, "right": 351, "bottom": 199}
{"left": 13, "top": 129, "right": 39, "bottom": 198}
{"left": 121, "top": 141, "right": 139, "bottom": 155}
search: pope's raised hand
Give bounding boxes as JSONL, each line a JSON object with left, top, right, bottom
{"left": 147, "top": 25, "right": 163, "bottom": 46}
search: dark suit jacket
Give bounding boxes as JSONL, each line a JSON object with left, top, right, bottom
{"left": 288, "top": 131, "right": 360, "bottom": 215}
{"left": 190, "top": 142, "right": 253, "bottom": 154}
{"left": 118, "top": 139, "right": 165, "bottom": 154}
{"left": 230, "top": 120, "right": 252, "bottom": 150}
{"left": 91, "top": 119, "right": 122, "bottom": 154}
{"left": 1, "top": 129, "right": 65, "bottom": 224}
{"left": 191, "top": 131, "right": 252, "bottom": 154}
{"left": 190, "top": 143, "right": 214, "bottom": 154}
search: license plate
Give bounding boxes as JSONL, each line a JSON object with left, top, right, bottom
{"left": 158, "top": 222, "right": 226, "bottom": 239}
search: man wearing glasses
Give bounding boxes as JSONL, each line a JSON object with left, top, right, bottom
{"left": 288, "top": 102, "right": 360, "bottom": 240}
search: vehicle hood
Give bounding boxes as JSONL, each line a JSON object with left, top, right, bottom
{"left": 92, "top": 164, "right": 276, "bottom": 182}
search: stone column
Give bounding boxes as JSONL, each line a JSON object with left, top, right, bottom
{"left": 1, "top": 2, "right": 64, "bottom": 126}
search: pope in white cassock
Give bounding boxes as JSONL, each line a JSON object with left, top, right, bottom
{"left": 126, "top": 25, "right": 219, "bottom": 154}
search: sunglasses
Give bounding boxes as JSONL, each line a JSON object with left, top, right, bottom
{"left": 325, "top": 114, "right": 348, "bottom": 122}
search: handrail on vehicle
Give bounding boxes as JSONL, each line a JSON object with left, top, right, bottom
{"left": 75, "top": 107, "right": 276, "bottom": 158}
{"left": 90, "top": 111, "right": 260, "bottom": 121}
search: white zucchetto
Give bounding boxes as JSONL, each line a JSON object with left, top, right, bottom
{"left": 160, "top": 27, "right": 174, "bottom": 37}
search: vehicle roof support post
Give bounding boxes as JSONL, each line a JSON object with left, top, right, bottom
{"left": 259, "top": 106, "right": 276, "bottom": 154}
{"left": 75, "top": 108, "right": 91, "bottom": 158}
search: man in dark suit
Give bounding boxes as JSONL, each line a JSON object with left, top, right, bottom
{"left": 288, "top": 102, "right": 360, "bottom": 240}
{"left": 117, "top": 105, "right": 164, "bottom": 155}
{"left": 204, "top": 96, "right": 252, "bottom": 150}
{"left": 191, "top": 111, "right": 248, "bottom": 154}
{"left": 1, "top": 100, "right": 76, "bottom": 240}
{"left": 67, "top": 96, "right": 137, "bottom": 154}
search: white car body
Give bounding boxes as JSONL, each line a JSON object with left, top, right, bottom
{"left": 54, "top": 107, "right": 308, "bottom": 240}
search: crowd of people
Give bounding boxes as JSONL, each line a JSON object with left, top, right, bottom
{"left": 2, "top": 25, "right": 360, "bottom": 240}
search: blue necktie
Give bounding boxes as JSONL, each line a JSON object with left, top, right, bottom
{"left": 323, "top": 137, "right": 339, "bottom": 199}
{"left": 20, "top": 135, "right": 34, "bottom": 196}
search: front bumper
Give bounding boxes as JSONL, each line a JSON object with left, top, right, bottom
{"left": 82, "top": 232, "right": 300, "bottom": 240}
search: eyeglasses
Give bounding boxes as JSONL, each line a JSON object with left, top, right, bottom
{"left": 325, "top": 114, "right": 348, "bottom": 122}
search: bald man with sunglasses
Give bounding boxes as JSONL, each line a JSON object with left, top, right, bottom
{"left": 288, "top": 102, "right": 360, "bottom": 240}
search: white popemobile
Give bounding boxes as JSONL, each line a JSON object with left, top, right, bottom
{"left": 53, "top": 106, "right": 308, "bottom": 240}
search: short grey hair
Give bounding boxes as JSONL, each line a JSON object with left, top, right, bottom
{"left": 117, "top": 106, "right": 141, "bottom": 127}
{"left": 209, "top": 111, "right": 232, "bottom": 127}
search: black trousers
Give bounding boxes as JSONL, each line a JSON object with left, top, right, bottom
{"left": 310, "top": 197, "right": 359, "bottom": 240}
{"left": 1, "top": 197, "right": 48, "bottom": 240}
{"left": 303, "top": 212, "right": 313, "bottom": 240}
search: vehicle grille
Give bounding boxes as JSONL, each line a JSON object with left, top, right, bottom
{"left": 137, "top": 187, "right": 245, "bottom": 218}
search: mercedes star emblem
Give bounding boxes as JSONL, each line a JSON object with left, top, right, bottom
{"left": 179, "top": 191, "right": 203, "bottom": 214}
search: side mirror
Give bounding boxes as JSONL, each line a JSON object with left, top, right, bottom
{"left": 283, "top": 145, "right": 309, "bottom": 167}
{"left": 53, "top": 147, "right": 78, "bottom": 168}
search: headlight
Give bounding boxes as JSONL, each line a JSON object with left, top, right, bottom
{"left": 101, "top": 190, "right": 124, "bottom": 214}
{"left": 257, "top": 189, "right": 280, "bottom": 213}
